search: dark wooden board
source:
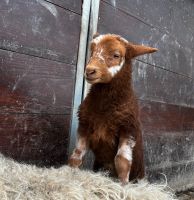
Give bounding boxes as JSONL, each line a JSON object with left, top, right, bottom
{"left": 0, "top": 113, "right": 70, "bottom": 166}
{"left": 140, "top": 100, "right": 194, "bottom": 166}
{"left": 139, "top": 100, "right": 194, "bottom": 190}
{"left": 103, "top": 0, "right": 194, "bottom": 50}
{"left": 0, "top": 0, "right": 81, "bottom": 64}
{"left": 133, "top": 60, "right": 194, "bottom": 107}
{"left": 46, "top": 0, "right": 82, "bottom": 14}
{"left": 98, "top": 2, "right": 194, "bottom": 78}
{"left": 0, "top": 49, "right": 75, "bottom": 114}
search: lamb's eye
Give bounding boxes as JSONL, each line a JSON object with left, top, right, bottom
{"left": 113, "top": 53, "right": 120, "bottom": 58}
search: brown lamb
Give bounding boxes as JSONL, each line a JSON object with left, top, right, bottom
{"left": 68, "top": 33, "right": 157, "bottom": 184}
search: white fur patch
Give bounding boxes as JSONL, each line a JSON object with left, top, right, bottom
{"left": 71, "top": 138, "right": 87, "bottom": 160}
{"left": 117, "top": 144, "right": 133, "bottom": 161}
{"left": 93, "top": 35, "right": 106, "bottom": 44}
{"left": 117, "top": 138, "right": 136, "bottom": 162}
{"left": 119, "top": 37, "right": 128, "bottom": 44}
{"left": 96, "top": 48, "right": 105, "bottom": 61}
{"left": 93, "top": 34, "right": 128, "bottom": 45}
{"left": 71, "top": 149, "right": 86, "bottom": 160}
{"left": 108, "top": 65, "right": 122, "bottom": 77}
{"left": 108, "top": 59, "right": 125, "bottom": 77}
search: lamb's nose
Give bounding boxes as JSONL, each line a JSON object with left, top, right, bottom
{"left": 86, "top": 68, "right": 96, "bottom": 77}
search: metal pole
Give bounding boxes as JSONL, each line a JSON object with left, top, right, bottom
{"left": 83, "top": 0, "right": 100, "bottom": 97}
{"left": 69, "top": 0, "right": 100, "bottom": 169}
{"left": 68, "top": 0, "right": 91, "bottom": 155}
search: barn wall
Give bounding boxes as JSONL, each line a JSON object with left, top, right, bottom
{"left": 0, "top": 0, "right": 81, "bottom": 166}
{"left": 97, "top": 0, "right": 194, "bottom": 190}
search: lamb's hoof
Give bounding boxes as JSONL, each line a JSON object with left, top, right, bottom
{"left": 120, "top": 178, "right": 129, "bottom": 186}
{"left": 68, "top": 157, "right": 82, "bottom": 168}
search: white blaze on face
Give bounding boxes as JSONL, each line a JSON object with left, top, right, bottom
{"left": 108, "top": 58, "right": 125, "bottom": 77}
{"left": 92, "top": 34, "right": 128, "bottom": 77}
{"left": 117, "top": 137, "right": 136, "bottom": 162}
{"left": 96, "top": 48, "right": 105, "bottom": 62}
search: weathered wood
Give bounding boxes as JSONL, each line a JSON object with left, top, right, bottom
{"left": 0, "top": 113, "right": 70, "bottom": 166}
{"left": 98, "top": 2, "right": 194, "bottom": 78}
{"left": 0, "top": 0, "right": 81, "bottom": 64}
{"left": 0, "top": 49, "right": 75, "bottom": 114}
{"left": 133, "top": 60, "right": 194, "bottom": 107}
{"left": 46, "top": 0, "right": 82, "bottom": 14}
{"left": 139, "top": 100, "right": 194, "bottom": 190}
{"left": 103, "top": 0, "right": 194, "bottom": 50}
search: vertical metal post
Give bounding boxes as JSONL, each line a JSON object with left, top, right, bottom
{"left": 68, "top": 0, "right": 91, "bottom": 155}
{"left": 69, "top": 0, "right": 100, "bottom": 168}
{"left": 81, "top": 0, "right": 100, "bottom": 168}
{"left": 83, "top": 0, "right": 100, "bottom": 97}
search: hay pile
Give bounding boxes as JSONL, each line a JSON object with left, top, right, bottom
{"left": 0, "top": 154, "right": 177, "bottom": 200}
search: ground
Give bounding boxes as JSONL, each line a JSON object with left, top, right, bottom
{"left": 177, "top": 189, "right": 194, "bottom": 200}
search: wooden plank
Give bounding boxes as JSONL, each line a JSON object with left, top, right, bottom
{"left": 139, "top": 100, "right": 194, "bottom": 190}
{"left": 0, "top": 113, "right": 70, "bottom": 166}
{"left": 170, "top": 0, "right": 194, "bottom": 50}
{"left": 0, "top": 0, "right": 81, "bottom": 64}
{"left": 133, "top": 60, "right": 194, "bottom": 107}
{"left": 140, "top": 100, "right": 194, "bottom": 133}
{"left": 46, "top": 0, "right": 82, "bottom": 14}
{"left": 0, "top": 49, "right": 75, "bottom": 114}
{"left": 140, "top": 101, "right": 194, "bottom": 169}
{"left": 98, "top": 2, "right": 194, "bottom": 78}
{"left": 103, "top": 0, "right": 194, "bottom": 50}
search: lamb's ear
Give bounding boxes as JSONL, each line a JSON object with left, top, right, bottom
{"left": 93, "top": 32, "right": 100, "bottom": 39}
{"left": 128, "top": 43, "right": 158, "bottom": 58}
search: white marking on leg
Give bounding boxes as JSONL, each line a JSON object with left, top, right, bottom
{"left": 108, "top": 59, "right": 125, "bottom": 77}
{"left": 71, "top": 149, "right": 86, "bottom": 160}
{"left": 71, "top": 137, "right": 87, "bottom": 160}
{"left": 117, "top": 144, "right": 132, "bottom": 161}
{"left": 117, "top": 138, "right": 136, "bottom": 162}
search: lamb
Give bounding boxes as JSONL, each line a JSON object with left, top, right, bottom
{"left": 68, "top": 33, "right": 157, "bottom": 184}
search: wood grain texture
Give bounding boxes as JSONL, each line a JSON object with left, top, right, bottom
{"left": 0, "top": 113, "right": 70, "bottom": 166}
{"left": 0, "top": 0, "right": 81, "bottom": 64}
{"left": 0, "top": 49, "right": 75, "bottom": 114}
{"left": 133, "top": 60, "right": 194, "bottom": 107}
{"left": 0, "top": 0, "right": 81, "bottom": 166}
{"left": 46, "top": 0, "right": 82, "bottom": 14}
{"left": 139, "top": 100, "right": 194, "bottom": 190}
{"left": 103, "top": 0, "right": 194, "bottom": 50}
{"left": 98, "top": 2, "right": 194, "bottom": 78}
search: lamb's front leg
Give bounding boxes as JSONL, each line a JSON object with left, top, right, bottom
{"left": 68, "top": 136, "right": 88, "bottom": 168}
{"left": 114, "top": 136, "right": 136, "bottom": 184}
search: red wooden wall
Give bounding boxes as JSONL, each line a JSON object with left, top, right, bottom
{"left": 0, "top": 0, "right": 81, "bottom": 166}
{"left": 97, "top": 0, "right": 194, "bottom": 190}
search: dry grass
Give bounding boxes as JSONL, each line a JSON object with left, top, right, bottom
{"left": 0, "top": 154, "right": 177, "bottom": 200}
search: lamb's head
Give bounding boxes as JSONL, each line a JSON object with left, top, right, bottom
{"left": 85, "top": 34, "right": 157, "bottom": 84}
